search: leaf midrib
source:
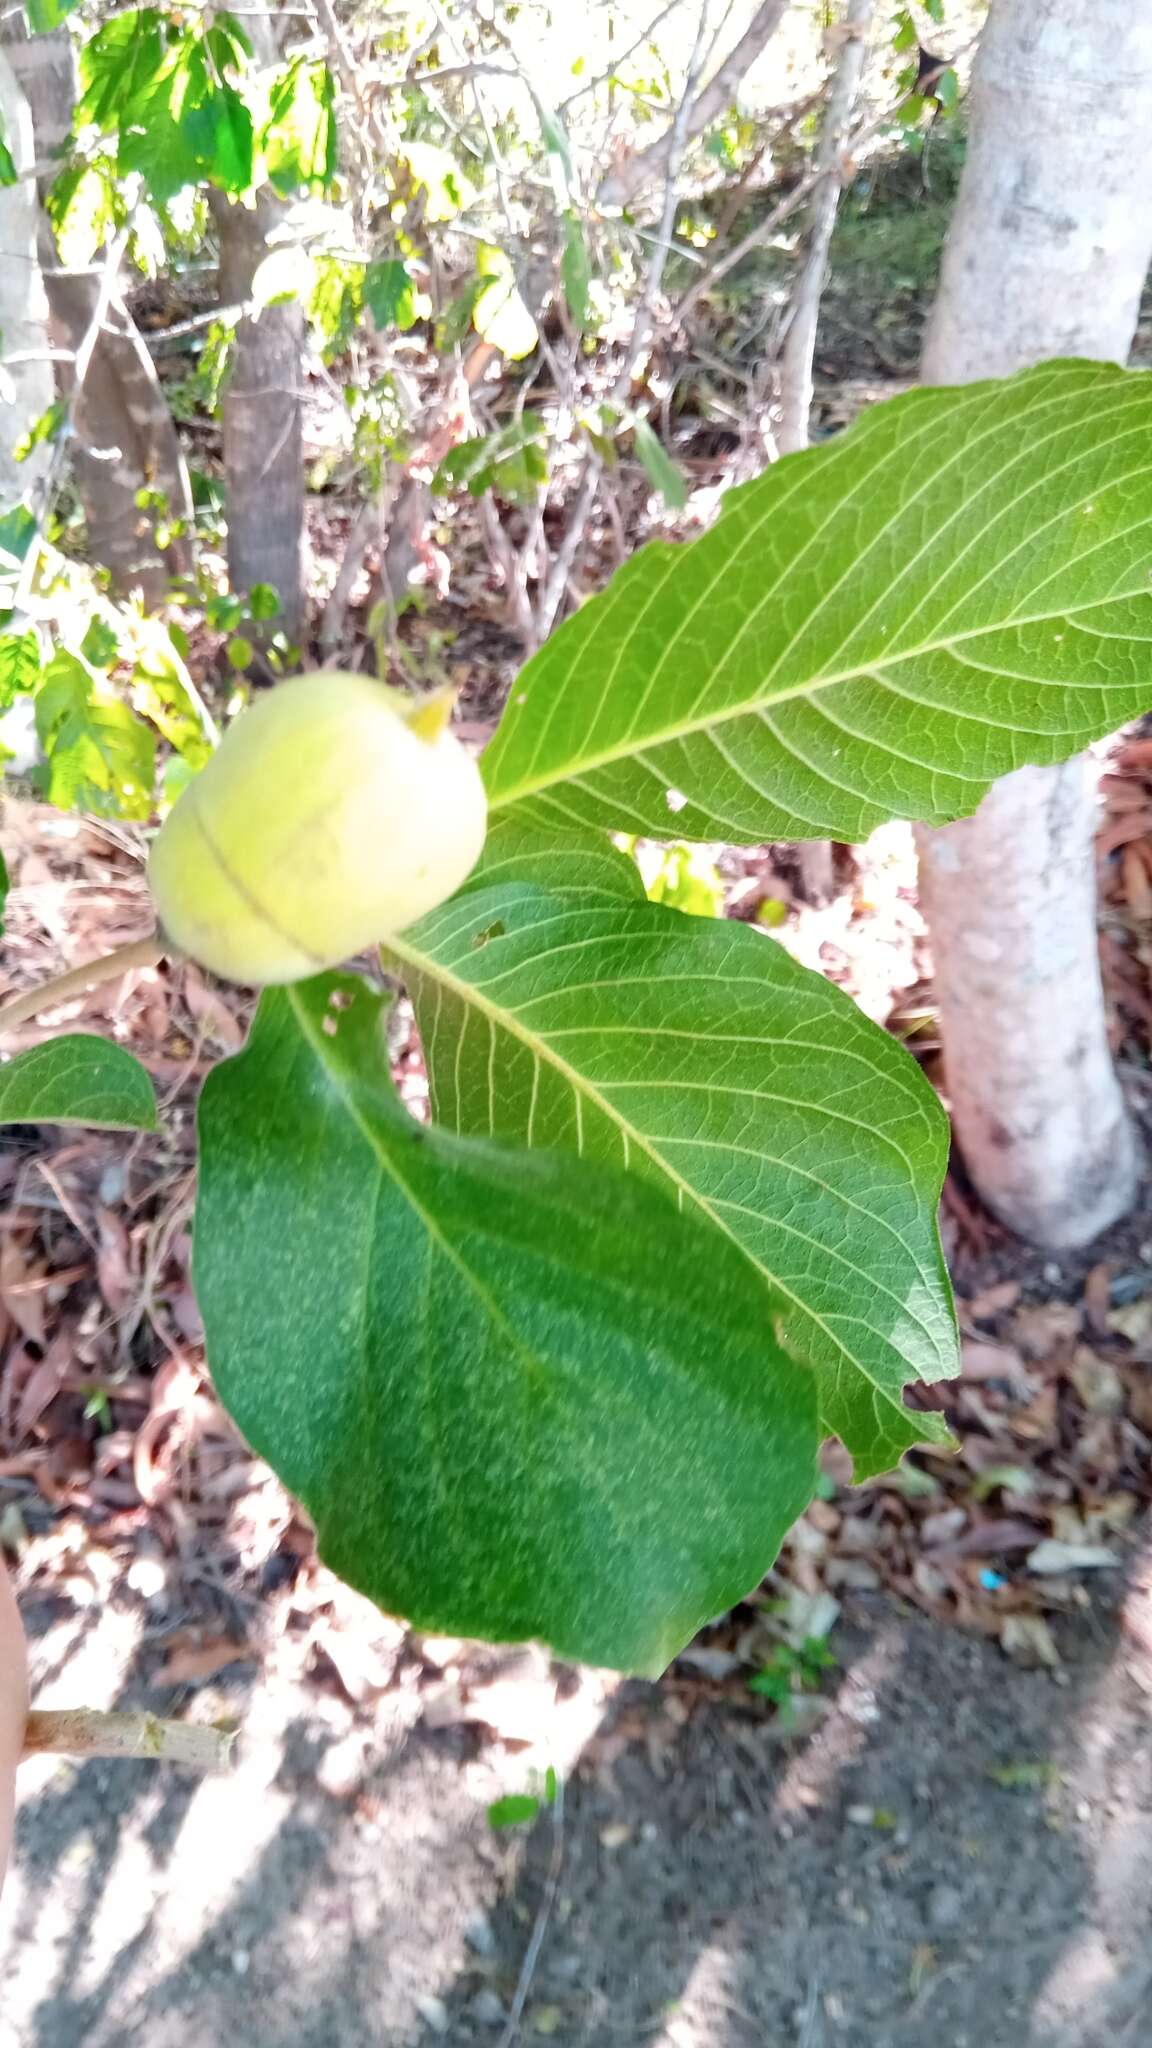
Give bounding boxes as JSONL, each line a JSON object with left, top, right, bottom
{"left": 488, "top": 583, "right": 1145, "bottom": 810}
{"left": 387, "top": 926, "right": 951, "bottom": 1413}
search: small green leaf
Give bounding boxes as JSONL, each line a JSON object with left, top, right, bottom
{"left": 432, "top": 415, "right": 548, "bottom": 507}
{"left": 0, "top": 1035, "right": 157, "bottom": 1130}
{"left": 632, "top": 419, "right": 688, "bottom": 510}
{"left": 80, "top": 616, "right": 121, "bottom": 670}
{"left": 195, "top": 975, "right": 818, "bottom": 1673}
{"left": 0, "top": 630, "right": 41, "bottom": 704}
{"left": 363, "top": 257, "right": 418, "bottom": 333}
{"left": 34, "top": 650, "right": 156, "bottom": 819}
{"left": 26, "top": 0, "right": 81, "bottom": 32}
{"left": 0, "top": 504, "right": 37, "bottom": 569}
{"left": 248, "top": 583, "right": 280, "bottom": 622}
{"left": 934, "top": 66, "right": 959, "bottom": 113}
{"left": 14, "top": 399, "right": 66, "bottom": 465}
{"left": 562, "top": 210, "right": 592, "bottom": 330}
{"left": 487, "top": 1794, "right": 540, "bottom": 1829}
{"left": 226, "top": 635, "right": 254, "bottom": 671}
{"left": 0, "top": 134, "right": 16, "bottom": 187}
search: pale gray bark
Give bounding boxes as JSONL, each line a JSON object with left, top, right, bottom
{"left": 212, "top": 192, "right": 305, "bottom": 633}
{"left": 917, "top": 0, "right": 1152, "bottom": 1248}
{"left": 4, "top": 28, "right": 192, "bottom": 603}
{"left": 0, "top": 50, "right": 54, "bottom": 507}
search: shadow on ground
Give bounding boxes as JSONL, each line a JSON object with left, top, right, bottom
{"left": 5, "top": 1554, "right": 1152, "bottom": 2048}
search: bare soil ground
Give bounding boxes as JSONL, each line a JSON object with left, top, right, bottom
{"left": 8, "top": 1573, "right": 1152, "bottom": 2048}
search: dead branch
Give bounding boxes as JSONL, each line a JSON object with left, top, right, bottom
{"left": 24, "top": 1708, "right": 235, "bottom": 1771}
{"left": 598, "top": 0, "right": 789, "bottom": 207}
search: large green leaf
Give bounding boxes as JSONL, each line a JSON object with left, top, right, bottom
{"left": 391, "top": 881, "right": 956, "bottom": 1477}
{"left": 194, "top": 975, "right": 818, "bottom": 1673}
{"left": 483, "top": 360, "right": 1152, "bottom": 841}
{"left": 0, "top": 1036, "right": 157, "bottom": 1130}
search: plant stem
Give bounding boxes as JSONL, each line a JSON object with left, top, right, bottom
{"left": 23, "top": 1708, "right": 235, "bottom": 1772}
{"left": 0, "top": 936, "right": 169, "bottom": 1035}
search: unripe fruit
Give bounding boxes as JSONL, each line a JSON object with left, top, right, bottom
{"left": 148, "top": 672, "right": 487, "bottom": 985}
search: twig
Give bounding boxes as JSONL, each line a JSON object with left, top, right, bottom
{"left": 777, "top": 0, "right": 875, "bottom": 454}
{"left": 597, "top": 0, "right": 789, "bottom": 206}
{"left": 496, "top": 1776, "right": 565, "bottom": 2048}
{"left": 0, "top": 936, "right": 169, "bottom": 1036}
{"left": 675, "top": 51, "right": 966, "bottom": 325}
{"left": 23, "top": 1708, "right": 235, "bottom": 1771}
{"left": 534, "top": 0, "right": 715, "bottom": 639}
{"left": 557, "top": 0, "right": 687, "bottom": 111}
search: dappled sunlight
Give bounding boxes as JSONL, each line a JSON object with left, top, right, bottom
{"left": 1026, "top": 1532, "right": 1152, "bottom": 2046}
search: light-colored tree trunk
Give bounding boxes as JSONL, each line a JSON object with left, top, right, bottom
{"left": 0, "top": 51, "right": 54, "bottom": 506}
{"left": 916, "top": 0, "right": 1152, "bottom": 1248}
{"left": 212, "top": 192, "right": 305, "bottom": 634}
{"left": 4, "top": 28, "right": 192, "bottom": 604}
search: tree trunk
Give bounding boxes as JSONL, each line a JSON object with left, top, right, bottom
{"left": 916, "top": 0, "right": 1152, "bottom": 1248}
{"left": 3, "top": 28, "right": 192, "bottom": 604}
{"left": 0, "top": 51, "right": 55, "bottom": 507}
{"left": 212, "top": 193, "right": 305, "bottom": 634}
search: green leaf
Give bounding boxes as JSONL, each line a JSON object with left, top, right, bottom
{"left": 80, "top": 617, "right": 121, "bottom": 670}
{"left": 195, "top": 975, "right": 818, "bottom": 1673}
{"left": 401, "top": 141, "right": 476, "bottom": 221}
{"left": 483, "top": 361, "right": 1152, "bottom": 843}
{"left": 632, "top": 418, "right": 688, "bottom": 510}
{"left": 392, "top": 882, "right": 956, "bottom": 1477}
{"left": 487, "top": 1794, "right": 540, "bottom": 1829}
{"left": 0, "top": 1035, "right": 157, "bottom": 1130}
{"left": 0, "top": 134, "right": 16, "bottom": 188}
{"left": 460, "top": 813, "right": 646, "bottom": 904}
{"left": 0, "top": 505, "right": 37, "bottom": 570}
{"left": 130, "top": 621, "right": 214, "bottom": 769}
{"left": 562, "top": 210, "right": 592, "bottom": 330}
{"left": 248, "top": 583, "right": 280, "bottom": 622}
{"left": 26, "top": 0, "right": 80, "bottom": 31}
{"left": 432, "top": 415, "right": 548, "bottom": 508}
{"left": 35, "top": 651, "right": 156, "bottom": 820}
{"left": 13, "top": 399, "right": 65, "bottom": 465}
{"left": 260, "top": 58, "right": 336, "bottom": 194}
{"left": 363, "top": 257, "right": 418, "bottom": 332}
{"left": 0, "top": 630, "right": 41, "bottom": 704}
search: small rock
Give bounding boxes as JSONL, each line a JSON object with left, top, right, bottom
{"left": 599, "top": 1821, "right": 631, "bottom": 1849}
{"left": 415, "top": 1993, "right": 449, "bottom": 2034}
{"left": 470, "top": 1990, "right": 505, "bottom": 2027}
{"left": 926, "top": 1882, "right": 964, "bottom": 1931}
{"left": 465, "top": 1912, "right": 497, "bottom": 1958}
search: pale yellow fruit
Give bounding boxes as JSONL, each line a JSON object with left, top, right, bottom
{"left": 148, "top": 672, "right": 487, "bottom": 985}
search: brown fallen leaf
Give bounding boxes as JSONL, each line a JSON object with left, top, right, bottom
{"left": 153, "top": 1638, "right": 251, "bottom": 1687}
{"left": 961, "top": 1340, "right": 1030, "bottom": 1389}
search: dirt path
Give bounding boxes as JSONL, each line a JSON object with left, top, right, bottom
{"left": 4, "top": 1565, "right": 1152, "bottom": 2048}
